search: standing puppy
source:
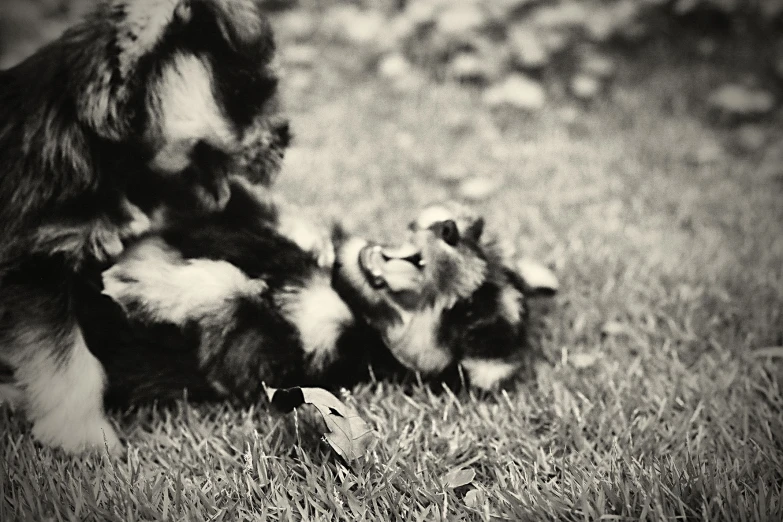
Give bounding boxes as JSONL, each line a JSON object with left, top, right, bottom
{"left": 0, "top": 0, "right": 290, "bottom": 453}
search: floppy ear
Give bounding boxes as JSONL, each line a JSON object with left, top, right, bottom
{"left": 201, "top": 0, "right": 275, "bottom": 57}
{"left": 65, "top": 0, "right": 195, "bottom": 141}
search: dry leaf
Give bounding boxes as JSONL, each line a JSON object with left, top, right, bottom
{"left": 464, "top": 488, "right": 485, "bottom": 508}
{"left": 265, "top": 386, "right": 376, "bottom": 461}
{"left": 570, "top": 352, "right": 600, "bottom": 369}
{"left": 443, "top": 467, "right": 476, "bottom": 488}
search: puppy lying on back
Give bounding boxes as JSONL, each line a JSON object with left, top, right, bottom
{"left": 75, "top": 179, "right": 555, "bottom": 411}
{"left": 0, "top": 0, "right": 291, "bottom": 453}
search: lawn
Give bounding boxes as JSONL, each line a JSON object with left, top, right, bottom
{"left": 2, "top": 5, "right": 783, "bottom": 522}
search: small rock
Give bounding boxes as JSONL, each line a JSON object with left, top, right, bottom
{"left": 378, "top": 53, "right": 412, "bottom": 79}
{"left": 388, "top": 14, "right": 417, "bottom": 45}
{"left": 283, "top": 45, "right": 317, "bottom": 68}
{"left": 532, "top": 2, "right": 588, "bottom": 29}
{"left": 483, "top": 74, "right": 546, "bottom": 111}
{"left": 588, "top": 0, "right": 640, "bottom": 42}
{"left": 458, "top": 177, "right": 502, "bottom": 201}
{"left": 396, "top": 132, "right": 416, "bottom": 151}
{"left": 508, "top": 26, "right": 549, "bottom": 70}
{"left": 276, "top": 12, "right": 317, "bottom": 41}
{"left": 585, "top": 9, "right": 616, "bottom": 42}
{"left": 708, "top": 84, "right": 776, "bottom": 119}
{"left": 580, "top": 53, "right": 616, "bottom": 79}
{"left": 325, "top": 6, "right": 386, "bottom": 46}
{"left": 570, "top": 74, "right": 601, "bottom": 100}
{"left": 405, "top": 1, "right": 439, "bottom": 27}
{"left": 437, "top": 4, "right": 490, "bottom": 36}
{"left": 601, "top": 321, "right": 628, "bottom": 336}
{"left": 447, "top": 52, "right": 494, "bottom": 84}
{"left": 735, "top": 124, "right": 768, "bottom": 153}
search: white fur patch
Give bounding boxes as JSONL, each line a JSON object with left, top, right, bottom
{"left": 516, "top": 258, "right": 559, "bottom": 293}
{"left": 103, "top": 238, "right": 267, "bottom": 326}
{"left": 461, "top": 358, "right": 520, "bottom": 390}
{"left": 385, "top": 307, "right": 453, "bottom": 374}
{"left": 14, "top": 327, "right": 120, "bottom": 453}
{"left": 147, "top": 53, "right": 235, "bottom": 172}
{"left": 499, "top": 285, "right": 524, "bottom": 324}
{"left": 277, "top": 276, "right": 353, "bottom": 370}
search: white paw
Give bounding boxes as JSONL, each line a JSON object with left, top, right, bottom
{"left": 33, "top": 415, "right": 121, "bottom": 454}
{"left": 88, "top": 222, "right": 125, "bottom": 262}
{"left": 120, "top": 201, "right": 152, "bottom": 239}
{"left": 281, "top": 216, "right": 336, "bottom": 269}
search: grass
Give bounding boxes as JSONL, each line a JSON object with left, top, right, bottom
{"left": 2, "top": 7, "right": 783, "bottom": 522}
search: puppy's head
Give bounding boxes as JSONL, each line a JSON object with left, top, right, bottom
{"left": 333, "top": 203, "right": 552, "bottom": 389}
{"left": 2, "top": 0, "right": 288, "bottom": 212}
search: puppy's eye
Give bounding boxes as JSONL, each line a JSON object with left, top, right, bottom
{"left": 435, "top": 219, "right": 460, "bottom": 247}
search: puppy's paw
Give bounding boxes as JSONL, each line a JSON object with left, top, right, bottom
{"left": 32, "top": 414, "right": 122, "bottom": 455}
{"left": 119, "top": 200, "right": 152, "bottom": 239}
{"left": 103, "top": 238, "right": 268, "bottom": 325}
{"left": 86, "top": 220, "right": 126, "bottom": 262}
{"left": 193, "top": 178, "right": 232, "bottom": 213}
{"left": 279, "top": 213, "right": 336, "bottom": 269}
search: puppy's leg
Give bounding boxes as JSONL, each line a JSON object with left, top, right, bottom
{"left": 33, "top": 198, "right": 151, "bottom": 267}
{"left": 17, "top": 328, "right": 120, "bottom": 453}
{"left": 1, "top": 277, "right": 120, "bottom": 453}
{"left": 102, "top": 238, "right": 267, "bottom": 327}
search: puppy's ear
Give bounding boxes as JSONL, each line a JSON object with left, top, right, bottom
{"left": 506, "top": 259, "right": 559, "bottom": 297}
{"left": 330, "top": 221, "right": 351, "bottom": 249}
{"left": 200, "top": 0, "right": 275, "bottom": 58}
{"left": 66, "top": 0, "right": 195, "bottom": 141}
{"left": 463, "top": 217, "right": 485, "bottom": 244}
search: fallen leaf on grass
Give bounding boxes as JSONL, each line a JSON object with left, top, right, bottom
{"left": 443, "top": 467, "right": 476, "bottom": 488}
{"left": 464, "top": 488, "right": 485, "bottom": 508}
{"left": 265, "top": 386, "right": 376, "bottom": 461}
{"left": 570, "top": 352, "right": 600, "bottom": 369}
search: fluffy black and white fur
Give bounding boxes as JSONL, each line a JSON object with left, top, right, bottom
{"left": 77, "top": 179, "right": 551, "bottom": 412}
{"left": 0, "top": 0, "right": 297, "bottom": 453}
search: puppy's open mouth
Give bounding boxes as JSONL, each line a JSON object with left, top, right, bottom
{"left": 358, "top": 244, "right": 425, "bottom": 292}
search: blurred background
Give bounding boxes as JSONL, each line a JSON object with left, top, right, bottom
{"left": 1, "top": 0, "right": 781, "bottom": 164}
